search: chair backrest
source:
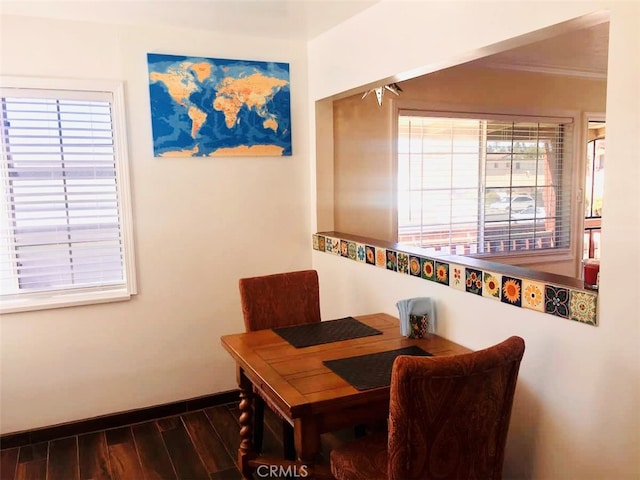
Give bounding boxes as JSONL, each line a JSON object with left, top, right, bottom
{"left": 239, "top": 269, "right": 321, "bottom": 332}
{"left": 387, "top": 336, "right": 525, "bottom": 480}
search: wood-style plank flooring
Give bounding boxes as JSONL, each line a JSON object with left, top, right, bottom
{"left": 0, "top": 402, "right": 353, "bottom": 480}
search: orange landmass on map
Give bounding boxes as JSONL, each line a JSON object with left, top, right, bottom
{"left": 209, "top": 145, "right": 285, "bottom": 156}
{"left": 188, "top": 106, "right": 207, "bottom": 138}
{"left": 190, "top": 62, "right": 213, "bottom": 82}
{"left": 159, "top": 145, "right": 200, "bottom": 157}
{"left": 149, "top": 64, "right": 199, "bottom": 106}
{"left": 213, "top": 73, "right": 288, "bottom": 129}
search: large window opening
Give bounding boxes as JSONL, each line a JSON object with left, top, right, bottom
{"left": 397, "top": 112, "right": 573, "bottom": 258}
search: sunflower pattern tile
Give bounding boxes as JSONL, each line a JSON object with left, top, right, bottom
{"left": 501, "top": 276, "right": 522, "bottom": 307}
{"left": 421, "top": 258, "right": 435, "bottom": 281}
{"left": 365, "top": 245, "right": 376, "bottom": 265}
{"left": 435, "top": 262, "right": 449, "bottom": 285}
{"left": 465, "top": 268, "right": 483, "bottom": 295}
{"left": 483, "top": 272, "right": 501, "bottom": 300}
{"left": 409, "top": 256, "right": 422, "bottom": 277}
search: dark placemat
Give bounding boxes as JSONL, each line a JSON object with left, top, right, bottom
{"left": 273, "top": 317, "right": 382, "bottom": 348}
{"left": 323, "top": 346, "right": 433, "bottom": 390}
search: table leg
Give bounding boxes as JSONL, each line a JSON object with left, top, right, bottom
{"left": 237, "top": 368, "right": 257, "bottom": 480}
{"left": 294, "top": 417, "right": 321, "bottom": 477}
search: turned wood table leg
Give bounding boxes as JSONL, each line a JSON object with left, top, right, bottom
{"left": 237, "top": 367, "right": 257, "bottom": 480}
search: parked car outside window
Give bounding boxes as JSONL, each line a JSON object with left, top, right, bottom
{"left": 510, "top": 195, "right": 536, "bottom": 212}
{"left": 511, "top": 206, "right": 546, "bottom": 220}
{"left": 489, "top": 194, "right": 535, "bottom": 212}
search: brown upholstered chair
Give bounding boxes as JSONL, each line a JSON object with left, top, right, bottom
{"left": 330, "top": 336, "right": 526, "bottom": 480}
{"left": 238, "top": 269, "right": 321, "bottom": 460}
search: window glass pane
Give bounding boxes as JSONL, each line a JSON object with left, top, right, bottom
{"left": 1, "top": 80, "right": 134, "bottom": 310}
{"left": 398, "top": 113, "right": 571, "bottom": 256}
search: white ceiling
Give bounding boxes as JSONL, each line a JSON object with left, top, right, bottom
{"left": 0, "top": 1, "right": 608, "bottom": 77}
{"left": 471, "top": 21, "right": 609, "bottom": 79}
{"left": 0, "top": 0, "right": 380, "bottom": 41}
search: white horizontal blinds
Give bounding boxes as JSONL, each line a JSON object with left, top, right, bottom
{"left": 397, "top": 112, "right": 572, "bottom": 255}
{"left": 398, "top": 116, "right": 481, "bottom": 254}
{"left": 483, "top": 120, "right": 572, "bottom": 254}
{"left": 0, "top": 89, "right": 125, "bottom": 295}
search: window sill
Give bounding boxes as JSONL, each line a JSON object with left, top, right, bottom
{"left": 0, "top": 288, "right": 133, "bottom": 314}
{"left": 314, "top": 231, "right": 598, "bottom": 326}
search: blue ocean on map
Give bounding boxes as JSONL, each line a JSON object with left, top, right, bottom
{"left": 147, "top": 53, "right": 291, "bottom": 157}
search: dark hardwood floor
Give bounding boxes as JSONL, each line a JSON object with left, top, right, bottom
{"left": 0, "top": 403, "right": 354, "bottom": 480}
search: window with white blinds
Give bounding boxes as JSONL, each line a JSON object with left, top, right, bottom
{"left": 397, "top": 111, "right": 573, "bottom": 257}
{"left": 0, "top": 77, "right": 136, "bottom": 313}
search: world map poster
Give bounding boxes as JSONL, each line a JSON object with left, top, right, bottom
{"left": 147, "top": 53, "right": 291, "bottom": 157}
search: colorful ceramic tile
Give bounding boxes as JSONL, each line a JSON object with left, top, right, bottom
{"left": 397, "top": 252, "right": 409, "bottom": 274}
{"left": 340, "top": 239, "right": 349, "bottom": 257}
{"left": 465, "top": 268, "right": 483, "bottom": 295}
{"left": 449, "top": 263, "right": 466, "bottom": 291}
{"left": 545, "top": 285, "right": 570, "bottom": 319}
{"left": 409, "top": 256, "right": 422, "bottom": 277}
{"left": 435, "top": 261, "right": 449, "bottom": 285}
{"left": 365, "top": 245, "right": 376, "bottom": 265}
{"left": 386, "top": 250, "right": 398, "bottom": 271}
{"left": 482, "top": 271, "right": 501, "bottom": 300}
{"left": 311, "top": 234, "right": 598, "bottom": 328}
{"left": 347, "top": 242, "right": 357, "bottom": 260}
{"left": 501, "top": 275, "right": 522, "bottom": 307}
{"left": 324, "top": 237, "right": 334, "bottom": 254}
{"left": 421, "top": 258, "right": 435, "bottom": 281}
{"left": 522, "top": 280, "right": 545, "bottom": 312}
{"left": 331, "top": 237, "right": 341, "bottom": 255}
{"left": 570, "top": 290, "right": 598, "bottom": 325}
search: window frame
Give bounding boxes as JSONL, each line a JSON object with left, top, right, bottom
{"left": 0, "top": 76, "right": 137, "bottom": 314}
{"left": 392, "top": 102, "right": 581, "bottom": 267}
{"left": 582, "top": 113, "right": 605, "bottom": 261}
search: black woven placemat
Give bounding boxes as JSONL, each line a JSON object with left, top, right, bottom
{"left": 272, "top": 317, "right": 382, "bottom": 348}
{"left": 323, "top": 346, "right": 433, "bottom": 390}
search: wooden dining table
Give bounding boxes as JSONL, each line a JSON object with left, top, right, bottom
{"left": 220, "top": 312, "right": 472, "bottom": 479}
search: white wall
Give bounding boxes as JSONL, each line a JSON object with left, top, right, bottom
{"left": 0, "top": 15, "right": 312, "bottom": 433}
{"left": 309, "top": 1, "right": 639, "bottom": 479}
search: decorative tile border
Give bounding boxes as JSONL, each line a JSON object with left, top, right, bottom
{"left": 522, "top": 280, "right": 545, "bottom": 312}
{"left": 313, "top": 233, "right": 598, "bottom": 326}
{"left": 483, "top": 271, "right": 501, "bottom": 301}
